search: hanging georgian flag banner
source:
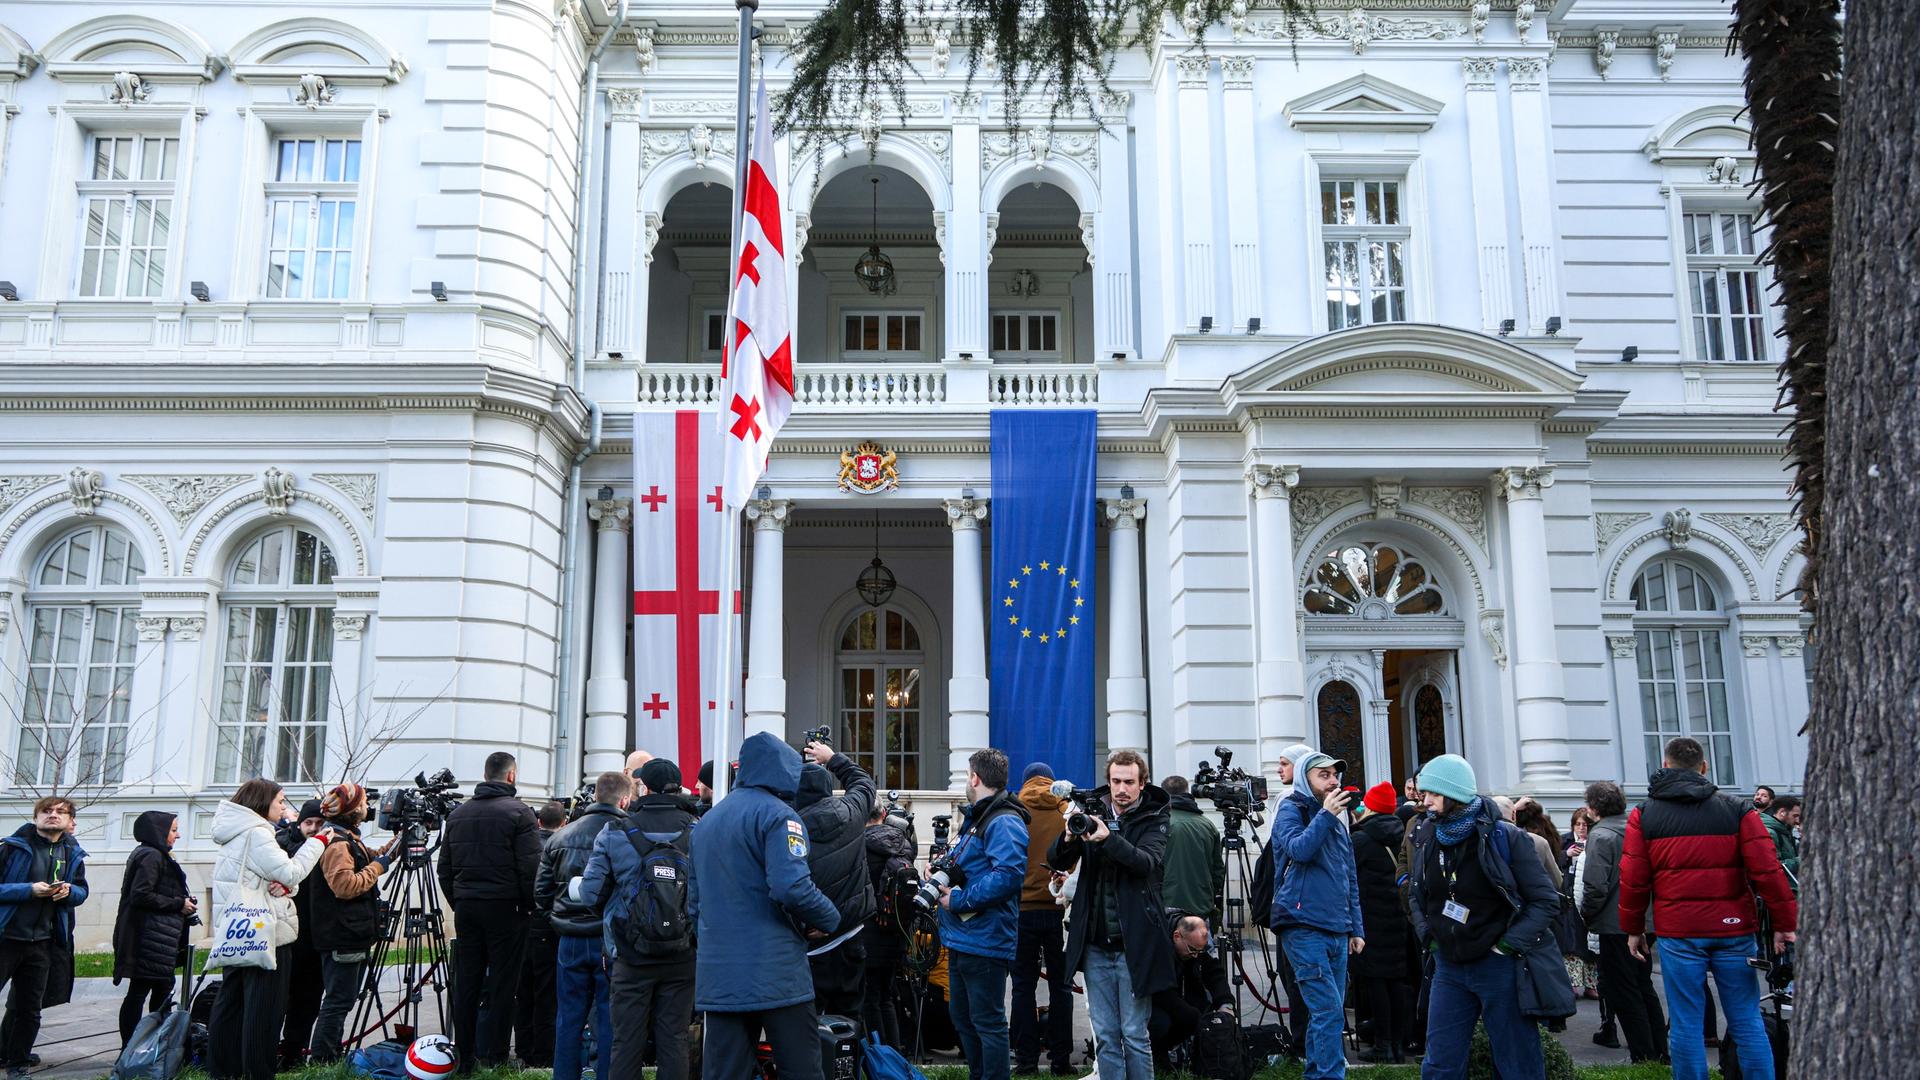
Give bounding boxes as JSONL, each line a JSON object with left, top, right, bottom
{"left": 716, "top": 73, "right": 794, "bottom": 509}
{"left": 632, "top": 409, "right": 742, "bottom": 771}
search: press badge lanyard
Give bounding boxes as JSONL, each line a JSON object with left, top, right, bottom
{"left": 1437, "top": 847, "right": 1470, "bottom": 925}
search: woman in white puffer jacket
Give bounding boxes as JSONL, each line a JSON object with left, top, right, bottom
{"left": 206, "top": 778, "right": 330, "bottom": 1080}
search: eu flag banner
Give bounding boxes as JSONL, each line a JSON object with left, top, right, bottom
{"left": 990, "top": 410, "right": 1098, "bottom": 786}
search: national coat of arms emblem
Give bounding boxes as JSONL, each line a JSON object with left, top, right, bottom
{"left": 837, "top": 441, "right": 900, "bottom": 493}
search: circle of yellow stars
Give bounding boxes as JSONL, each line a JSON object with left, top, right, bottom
{"left": 1003, "top": 558, "right": 1084, "bottom": 645}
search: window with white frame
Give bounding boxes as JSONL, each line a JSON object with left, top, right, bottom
{"left": 1632, "top": 559, "right": 1737, "bottom": 784}
{"left": 842, "top": 311, "right": 924, "bottom": 357}
{"left": 263, "top": 137, "right": 363, "bottom": 299}
{"left": 1682, "top": 209, "right": 1769, "bottom": 362}
{"left": 990, "top": 311, "right": 1061, "bottom": 358}
{"left": 213, "top": 525, "right": 337, "bottom": 784}
{"left": 76, "top": 135, "right": 179, "bottom": 298}
{"left": 703, "top": 310, "right": 727, "bottom": 357}
{"left": 16, "top": 525, "right": 147, "bottom": 787}
{"left": 1321, "top": 178, "right": 1410, "bottom": 330}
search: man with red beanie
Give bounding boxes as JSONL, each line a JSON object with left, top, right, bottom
{"left": 1619, "top": 737, "right": 1796, "bottom": 1080}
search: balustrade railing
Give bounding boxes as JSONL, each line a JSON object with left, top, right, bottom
{"left": 632, "top": 361, "right": 1099, "bottom": 408}
{"left": 986, "top": 365, "right": 1100, "bottom": 405}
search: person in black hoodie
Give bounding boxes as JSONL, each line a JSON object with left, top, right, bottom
{"left": 858, "top": 800, "right": 917, "bottom": 1050}
{"left": 1350, "top": 783, "right": 1414, "bottom": 1064}
{"left": 795, "top": 740, "right": 877, "bottom": 1023}
{"left": 274, "top": 800, "right": 326, "bottom": 1068}
{"left": 306, "top": 785, "right": 396, "bottom": 1062}
{"left": 535, "top": 771, "right": 629, "bottom": 1080}
{"left": 437, "top": 752, "right": 542, "bottom": 1073}
{"left": 112, "top": 811, "right": 194, "bottom": 1046}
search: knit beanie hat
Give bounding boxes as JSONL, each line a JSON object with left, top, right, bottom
{"left": 1362, "top": 782, "right": 1398, "bottom": 817}
{"left": 1022, "top": 762, "right": 1054, "bottom": 783}
{"left": 639, "top": 758, "right": 683, "bottom": 794}
{"left": 698, "top": 760, "right": 714, "bottom": 790}
{"left": 297, "top": 799, "right": 325, "bottom": 823}
{"left": 1415, "top": 754, "right": 1478, "bottom": 805}
{"left": 319, "top": 783, "right": 367, "bottom": 823}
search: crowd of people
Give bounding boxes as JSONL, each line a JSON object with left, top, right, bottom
{"left": 0, "top": 730, "right": 1807, "bottom": 1080}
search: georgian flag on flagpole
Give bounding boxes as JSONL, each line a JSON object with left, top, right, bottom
{"left": 717, "top": 74, "right": 794, "bottom": 509}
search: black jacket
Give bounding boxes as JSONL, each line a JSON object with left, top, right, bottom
{"left": 113, "top": 812, "right": 190, "bottom": 983}
{"left": 796, "top": 753, "right": 878, "bottom": 936}
{"left": 858, "top": 820, "right": 917, "bottom": 966}
{"left": 436, "top": 781, "right": 542, "bottom": 907}
{"left": 1349, "top": 812, "right": 1410, "bottom": 978}
{"left": 310, "top": 826, "right": 385, "bottom": 953}
{"left": 275, "top": 822, "right": 321, "bottom": 946}
{"left": 1049, "top": 783, "right": 1176, "bottom": 998}
{"left": 1406, "top": 802, "right": 1561, "bottom": 955}
{"left": 1169, "top": 946, "right": 1233, "bottom": 1011}
{"left": 535, "top": 802, "right": 627, "bottom": 936}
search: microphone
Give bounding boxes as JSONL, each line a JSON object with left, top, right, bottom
{"left": 1049, "top": 779, "right": 1077, "bottom": 800}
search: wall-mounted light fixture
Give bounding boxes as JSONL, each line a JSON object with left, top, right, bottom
{"left": 1247, "top": 317, "right": 1262, "bottom": 334}
{"left": 1198, "top": 316, "right": 1213, "bottom": 334}
{"left": 597, "top": 485, "right": 615, "bottom": 501}
{"left": 1620, "top": 345, "right": 1638, "bottom": 362}
{"left": 0, "top": 282, "right": 17, "bottom": 302}
{"left": 1121, "top": 483, "right": 1135, "bottom": 500}
{"left": 1545, "top": 316, "right": 1562, "bottom": 336}
{"left": 430, "top": 281, "right": 449, "bottom": 302}
{"left": 1499, "top": 319, "right": 1516, "bottom": 336}
{"left": 190, "top": 281, "right": 211, "bottom": 302}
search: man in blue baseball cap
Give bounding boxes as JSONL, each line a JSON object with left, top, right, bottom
{"left": 1268, "top": 749, "right": 1364, "bottom": 1079}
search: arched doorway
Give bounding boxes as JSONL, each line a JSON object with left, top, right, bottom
{"left": 1315, "top": 680, "right": 1366, "bottom": 784}
{"left": 834, "top": 604, "right": 927, "bottom": 789}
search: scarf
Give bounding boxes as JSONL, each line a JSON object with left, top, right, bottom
{"left": 1433, "top": 796, "right": 1486, "bottom": 847}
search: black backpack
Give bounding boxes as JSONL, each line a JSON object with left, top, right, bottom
{"left": 1190, "top": 1010, "right": 1250, "bottom": 1080}
{"left": 871, "top": 859, "right": 915, "bottom": 932}
{"left": 609, "top": 824, "right": 693, "bottom": 962}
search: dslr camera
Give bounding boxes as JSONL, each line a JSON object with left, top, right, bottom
{"left": 1191, "top": 747, "right": 1270, "bottom": 811}
{"left": 1049, "top": 780, "right": 1115, "bottom": 839}
{"left": 797, "top": 725, "right": 831, "bottom": 750}
{"left": 912, "top": 848, "right": 968, "bottom": 912}
{"left": 375, "top": 768, "right": 465, "bottom": 834}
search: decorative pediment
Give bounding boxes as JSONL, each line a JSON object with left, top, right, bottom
{"left": 40, "top": 15, "right": 220, "bottom": 83}
{"left": 229, "top": 18, "right": 408, "bottom": 85}
{"left": 0, "top": 25, "right": 36, "bottom": 81}
{"left": 1643, "top": 105, "right": 1753, "bottom": 166}
{"left": 1283, "top": 74, "right": 1444, "bottom": 133}
{"left": 1229, "top": 324, "right": 1586, "bottom": 399}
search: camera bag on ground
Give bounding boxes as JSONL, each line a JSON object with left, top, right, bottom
{"left": 859, "top": 1031, "right": 927, "bottom": 1080}
{"left": 1238, "top": 1022, "right": 1293, "bottom": 1066}
{"left": 1190, "top": 1010, "right": 1252, "bottom": 1080}
{"left": 110, "top": 947, "right": 202, "bottom": 1080}
{"left": 609, "top": 823, "right": 693, "bottom": 961}
{"left": 819, "top": 1014, "right": 861, "bottom": 1080}
{"left": 345, "top": 1039, "right": 410, "bottom": 1080}
{"left": 185, "top": 978, "right": 219, "bottom": 1068}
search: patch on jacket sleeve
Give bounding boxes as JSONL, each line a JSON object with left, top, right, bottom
{"left": 787, "top": 835, "right": 808, "bottom": 858}
{"left": 787, "top": 819, "right": 804, "bottom": 835}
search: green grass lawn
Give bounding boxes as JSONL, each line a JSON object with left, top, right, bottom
{"left": 196, "top": 1062, "right": 1709, "bottom": 1080}
{"left": 73, "top": 951, "right": 424, "bottom": 979}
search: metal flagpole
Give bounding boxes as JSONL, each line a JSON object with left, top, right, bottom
{"left": 709, "top": 0, "right": 757, "bottom": 803}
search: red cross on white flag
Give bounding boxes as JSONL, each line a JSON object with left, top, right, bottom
{"left": 716, "top": 73, "right": 794, "bottom": 510}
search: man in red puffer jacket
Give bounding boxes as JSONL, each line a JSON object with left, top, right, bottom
{"left": 1618, "top": 737, "right": 1796, "bottom": 1080}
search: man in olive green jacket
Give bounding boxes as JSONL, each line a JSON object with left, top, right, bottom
{"left": 1161, "top": 776, "right": 1226, "bottom": 923}
{"left": 1762, "top": 796, "right": 1801, "bottom": 891}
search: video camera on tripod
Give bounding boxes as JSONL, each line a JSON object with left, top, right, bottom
{"left": 879, "top": 790, "right": 914, "bottom": 834}
{"left": 372, "top": 768, "right": 464, "bottom": 832}
{"left": 1049, "top": 779, "right": 1117, "bottom": 839}
{"left": 1191, "top": 747, "right": 1269, "bottom": 812}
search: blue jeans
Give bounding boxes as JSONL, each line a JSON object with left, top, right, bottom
{"left": 1280, "top": 928, "right": 1349, "bottom": 1080}
{"left": 551, "top": 936, "right": 612, "bottom": 1080}
{"left": 1421, "top": 952, "right": 1544, "bottom": 1080}
{"left": 1658, "top": 936, "right": 1772, "bottom": 1080}
{"left": 1083, "top": 945, "right": 1151, "bottom": 1080}
{"left": 947, "top": 948, "right": 1010, "bottom": 1080}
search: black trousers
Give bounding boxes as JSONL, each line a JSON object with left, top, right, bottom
{"left": 860, "top": 963, "right": 903, "bottom": 1051}
{"left": 1148, "top": 988, "right": 1205, "bottom": 1067}
{"left": 1355, "top": 973, "right": 1415, "bottom": 1049}
{"left": 119, "top": 977, "right": 172, "bottom": 1046}
{"left": 279, "top": 938, "right": 323, "bottom": 1066}
{"left": 513, "top": 928, "right": 558, "bottom": 1067}
{"left": 0, "top": 939, "right": 52, "bottom": 1067}
{"left": 450, "top": 900, "right": 529, "bottom": 1071}
{"left": 1598, "top": 933, "right": 1668, "bottom": 1062}
{"left": 704, "top": 1002, "right": 821, "bottom": 1080}
{"left": 609, "top": 960, "right": 694, "bottom": 1080}
{"left": 1011, "top": 909, "right": 1074, "bottom": 1070}
{"left": 208, "top": 946, "right": 292, "bottom": 1080}
{"left": 809, "top": 940, "right": 866, "bottom": 1028}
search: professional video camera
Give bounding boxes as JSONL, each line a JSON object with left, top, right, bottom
{"left": 560, "top": 778, "right": 599, "bottom": 823}
{"left": 879, "top": 789, "right": 914, "bottom": 834}
{"left": 375, "top": 768, "right": 465, "bottom": 834}
{"left": 1191, "top": 746, "right": 1270, "bottom": 811}
{"left": 928, "top": 813, "right": 953, "bottom": 858}
{"left": 912, "top": 848, "right": 968, "bottom": 912}
{"left": 797, "top": 725, "right": 831, "bottom": 750}
{"left": 1048, "top": 780, "right": 1116, "bottom": 839}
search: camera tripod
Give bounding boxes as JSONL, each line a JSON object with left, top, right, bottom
{"left": 348, "top": 823, "right": 451, "bottom": 1049}
{"left": 1215, "top": 807, "right": 1286, "bottom": 1020}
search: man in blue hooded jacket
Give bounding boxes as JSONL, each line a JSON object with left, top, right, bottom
{"left": 1, "top": 796, "right": 89, "bottom": 1080}
{"left": 1269, "top": 749, "right": 1364, "bottom": 1080}
{"left": 690, "top": 731, "right": 842, "bottom": 1079}
{"left": 936, "top": 748, "right": 1029, "bottom": 1080}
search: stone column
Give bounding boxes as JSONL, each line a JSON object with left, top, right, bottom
{"left": 1506, "top": 58, "right": 1562, "bottom": 333}
{"left": 602, "top": 88, "right": 645, "bottom": 356}
{"left": 947, "top": 93, "right": 986, "bottom": 362}
{"left": 137, "top": 576, "right": 217, "bottom": 792}
{"left": 743, "top": 497, "right": 792, "bottom": 742}
{"left": 1462, "top": 58, "right": 1513, "bottom": 331}
{"left": 1175, "top": 56, "right": 1216, "bottom": 330}
{"left": 1103, "top": 497, "right": 1147, "bottom": 751}
{"left": 583, "top": 498, "right": 633, "bottom": 776}
{"left": 945, "top": 497, "right": 989, "bottom": 790}
{"left": 1220, "top": 57, "right": 1263, "bottom": 330}
{"left": 1605, "top": 632, "right": 1649, "bottom": 779}
{"left": 328, "top": 574, "right": 381, "bottom": 778}
{"left": 1774, "top": 633, "right": 1810, "bottom": 781}
{"left": 1094, "top": 92, "right": 1136, "bottom": 359}
{"left": 1497, "top": 466, "right": 1575, "bottom": 787}
{"left": 129, "top": 614, "right": 171, "bottom": 794}
{"left": 1248, "top": 464, "right": 1305, "bottom": 771}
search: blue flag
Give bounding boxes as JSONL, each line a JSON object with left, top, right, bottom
{"left": 990, "top": 410, "right": 1098, "bottom": 786}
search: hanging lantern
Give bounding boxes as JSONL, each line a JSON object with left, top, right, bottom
{"left": 853, "top": 175, "right": 896, "bottom": 296}
{"left": 856, "top": 510, "right": 897, "bottom": 606}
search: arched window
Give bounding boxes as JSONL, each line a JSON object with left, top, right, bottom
{"left": 835, "top": 606, "right": 924, "bottom": 789}
{"left": 214, "top": 525, "right": 336, "bottom": 784}
{"left": 16, "top": 524, "right": 147, "bottom": 786}
{"left": 1632, "top": 559, "right": 1735, "bottom": 783}
{"left": 1303, "top": 541, "right": 1446, "bottom": 617}
{"left": 1316, "top": 680, "right": 1365, "bottom": 785}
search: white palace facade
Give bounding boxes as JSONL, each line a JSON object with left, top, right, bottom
{"left": 0, "top": 0, "right": 1809, "bottom": 938}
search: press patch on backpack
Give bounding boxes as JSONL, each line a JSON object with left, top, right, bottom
{"left": 788, "top": 835, "right": 808, "bottom": 857}
{"left": 652, "top": 865, "right": 678, "bottom": 880}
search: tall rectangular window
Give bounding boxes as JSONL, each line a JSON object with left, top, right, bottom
{"left": 264, "top": 137, "right": 363, "bottom": 299}
{"left": 1320, "top": 178, "right": 1409, "bottom": 330}
{"left": 990, "top": 311, "right": 1061, "bottom": 358}
{"left": 77, "top": 135, "right": 178, "bottom": 298}
{"left": 1683, "top": 210, "right": 1769, "bottom": 362}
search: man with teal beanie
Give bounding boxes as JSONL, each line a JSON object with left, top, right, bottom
{"left": 1405, "top": 754, "right": 1563, "bottom": 1080}
{"left": 1268, "top": 748, "right": 1364, "bottom": 1079}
